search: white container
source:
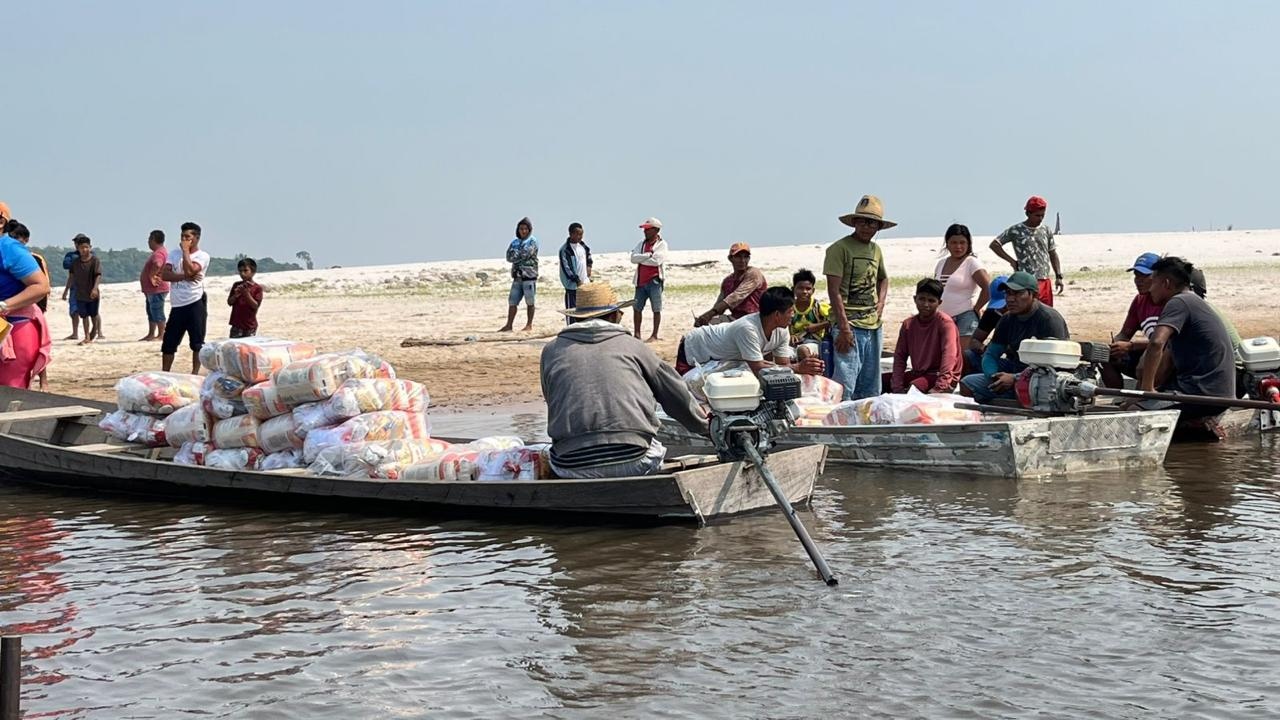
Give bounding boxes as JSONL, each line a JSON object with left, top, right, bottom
{"left": 1239, "top": 337, "right": 1280, "bottom": 372}
{"left": 703, "top": 370, "right": 762, "bottom": 412}
{"left": 1018, "top": 339, "right": 1082, "bottom": 370}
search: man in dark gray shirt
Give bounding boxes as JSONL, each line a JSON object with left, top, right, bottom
{"left": 959, "top": 271, "right": 1069, "bottom": 402}
{"left": 1140, "top": 256, "right": 1235, "bottom": 417}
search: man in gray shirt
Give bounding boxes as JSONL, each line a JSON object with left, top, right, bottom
{"left": 1139, "top": 256, "right": 1235, "bottom": 418}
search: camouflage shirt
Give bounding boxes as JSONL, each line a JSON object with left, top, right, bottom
{"left": 996, "top": 223, "right": 1056, "bottom": 279}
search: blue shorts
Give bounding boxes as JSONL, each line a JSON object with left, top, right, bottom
{"left": 68, "top": 295, "right": 79, "bottom": 317}
{"left": 634, "top": 278, "right": 664, "bottom": 312}
{"left": 145, "top": 292, "right": 167, "bottom": 324}
{"left": 508, "top": 280, "right": 537, "bottom": 306}
{"left": 75, "top": 299, "right": 100, "bottom": 318}
{"left": 951, "top": 309, "right": 980, "bottom": 336}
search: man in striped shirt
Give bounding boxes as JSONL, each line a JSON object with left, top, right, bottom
{"left": 540, "top": 282, "right": 709, "bottom": 479}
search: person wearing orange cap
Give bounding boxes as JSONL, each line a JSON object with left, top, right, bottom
{"left": 825, "top": 195, "right": 893, "bottom": 400}
{"left": 694, "top": 242, "right": 766, "bottom": 327}
{"left": 0, "top": 202, "right": 11, "bottom": 227}
{"left": 989, "top": 196, "right": 1064, "bottom": 305}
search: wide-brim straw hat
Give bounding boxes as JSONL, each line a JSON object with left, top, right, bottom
{"left": 839, "top": 194, "right": 897, "bottom": 229}
{"left": 560, "top": 281, "right": 635, "bottom": 319}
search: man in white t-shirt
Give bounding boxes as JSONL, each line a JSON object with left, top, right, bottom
{"left": 160, "top": 221, "right": 212, "bottom": 373}
{"left": 676, "top": 286, "right": 823, "bottom": 376}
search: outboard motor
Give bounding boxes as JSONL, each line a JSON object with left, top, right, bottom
{"left": 1014, "top": 339, "right": 1109, "bottom": 413}
{"left": 703, "top": 367, "right": 802, "bottom": 462}
{"left": 1239, "top": 337, "right": 1280, "bottom": 430}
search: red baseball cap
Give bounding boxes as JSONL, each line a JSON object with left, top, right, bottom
{"left": 1025, "top": 196, "right": 1048, "bottom": 211}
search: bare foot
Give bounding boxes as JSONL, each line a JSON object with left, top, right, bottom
{"left": 63, "top": 335, "right": 79, "bottom": 341}
{"left": 645, "top": 335, "right": 661, "bottom": 343}
{"left": 138, "top": 335, "right": 154, "bottom": 342}
{"left": 497, "top": 326, "right": 513, "bottom": 333}
{"left": 78, "top": 339, "right": 92, "bottom": 346}
{"left": 520, "top": 325, "right": 534, "bottom": 332}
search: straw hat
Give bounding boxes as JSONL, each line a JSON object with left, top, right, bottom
{"left": 839, "top": 195, "right": 897, "bottom": 229}
{"left": 560, "top": 281, "right": 634, "bottom": 319}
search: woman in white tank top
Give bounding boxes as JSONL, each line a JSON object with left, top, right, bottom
{"left": 932, "top": 223, "right": 991, "bottom": 345}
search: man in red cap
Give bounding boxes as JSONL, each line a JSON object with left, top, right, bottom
{"left": 989, "top": 196, "right": 1064, "bottom": 305}
{"left": 630, "top": 217, "right": 667, "bottom": 341}
{"left": 694, "top": 242, "right": 766, "bottom": 327}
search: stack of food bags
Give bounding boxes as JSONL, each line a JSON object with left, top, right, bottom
{"left": 99, "top": 372, "right": 204, "bottom": 447}
{"left": 819, "top": 389, "right": 982, "bottom": 426}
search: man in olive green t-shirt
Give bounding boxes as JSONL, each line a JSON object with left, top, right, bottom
{"left": 824, "top": 195, "right": 893, "bottom": 400}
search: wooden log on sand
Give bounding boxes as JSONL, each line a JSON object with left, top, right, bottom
{"left": 401, "top": 332, "right": 559, "bottom": 348}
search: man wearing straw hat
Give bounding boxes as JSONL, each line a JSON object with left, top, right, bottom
{"left": 824, "top": 195, "right": 893, "bottom": 400}
{"left": 540, "top": 282, "right": 709, "bottom": 479}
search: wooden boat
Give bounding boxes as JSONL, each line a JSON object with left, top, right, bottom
{"left": 0, "top": 388, "right": 826, "bottom": 526}
{"left": 659, "top": 408, "right": 1182, "bottom": 479}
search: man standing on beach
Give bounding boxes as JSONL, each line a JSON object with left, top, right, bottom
{"left": 824, "top": 195, "right": 892, "bottom": 400}
{"left": 557, "top": 222, "right": 592, "bottom": 317}
{"left": 694, "top": 243, "right": 766, "bottom": 327}
{"left": 160, "top": 222, "right": 210, "bottom": 373}
{"left": 630, "top": 217, "right": 667, "bottom": 341}
{"left": 989, "top": 196, "right": 1064, "bottom": 305}
{"left": 500, "top": 217, "right": 538, "bottom": 332}
{"left": 62, "top": 234, "right": 102, "bottom": 345}
{"left": 139, "top": 230, "right": 170, "bottom": 341}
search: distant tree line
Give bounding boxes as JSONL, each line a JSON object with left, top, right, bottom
{"left": 30, "top": 245, "right": 303, "bottom": 286}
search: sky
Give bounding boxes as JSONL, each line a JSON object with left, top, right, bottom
{"left": 5, "top": 1, "right": 1278, "bottom": 266}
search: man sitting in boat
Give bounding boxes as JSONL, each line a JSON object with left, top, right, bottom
{"left": 1102, "top": 252, "right": 1163, "bottom": 388}
{"left": 540, "top": 282, "right": 709, "bottom": 479}
{"left": 891, "top": 278, "right": 962, "bottom": 393}
{"left": 958, "top": 271, "right": 1069, "bottom": 403}
{"left": 677, "top": 286, "right": 825, "bottom": 377}
{"left": 1132, "top": 257, "right": 1236, "bottom": 417}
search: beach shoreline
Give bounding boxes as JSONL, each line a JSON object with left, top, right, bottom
{"left": 40, "top": 229, "right": 1280, "bottom": 412}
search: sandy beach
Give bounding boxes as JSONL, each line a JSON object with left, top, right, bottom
{"left": 41, "top": 228, "right": 1280, "bottom": 410}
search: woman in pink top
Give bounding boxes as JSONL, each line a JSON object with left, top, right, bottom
{"left": 933, "top": 223, "right": 991, "bottom": 348}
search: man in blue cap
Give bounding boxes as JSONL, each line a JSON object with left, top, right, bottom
{"left": 964, "top": 274, "right": 1008, "bottom": 373}
{"left": 959, "top": 271, "right": 1069, "bottom": 403}
{"left": 1101, "top": 252, "right": 1163, "bottom": 387}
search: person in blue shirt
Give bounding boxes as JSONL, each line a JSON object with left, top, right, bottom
{"left": 0, "top": 228, "right": 53, "bottom": 388}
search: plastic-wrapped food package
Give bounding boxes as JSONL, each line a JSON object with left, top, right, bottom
{"left": 821, "top": 400, "right": 864, "bottom": 426}
{"left": 466, "top": 435, "right": 525, "bottom": 451}
{"left": 205, "top": 447, "right": 264, "bottom": 471}
{"left": 202, "top": 371, "right": 247, "bottom": 400}
{"left": 800, "top": 375, "right": 844, "bottom": 404}
{"left": 323, "top": 379, "right": 429, "bottom": 421}
{"left": 258, "top": 413, "right": 304, "bottom": 454}
{"left": 164, "top": 404, "right": 212, "bottom": 447}
{"left": 202, "top": 394, "right": 248, "bottom": 420}
{"left": 174, "top": 441, "right": 210, "bottom": 466}
{"left": 391, "top": 448, "right": 480, "bottom": 482}
{"left": 212, "top": 414, "right": 262, "bottom": 449}
{"left": 475, "top": 444, "right": 551, "bottom": 482}
{"left": 272, "top": 350, "right": 389, "bottom": 406}
{"left": 99, "top": 410, "right": 168, "bottom": 447}
{"left": 115, "top": 372, "right": 203, "bottom": 415}
{"left": 291, "top": 402, "right": 332, "bottom": 437}
{"left": 261, "top": 448, "right": 305, "bottom": 471}
{"left": 219, "top": 338, "right": 318, "bottom": 385}
{"left": 242, "top": 381, "right": 291, "bottom": 420}
{"left": 823, "top": 390, "right": 982, "bottom": 426}
{"left": 307, "top": 439, "right": 446, "bottom": 478}
{"left": 302, "top": 411, "right": 431, "bottom": 463}
{"left": 198, "top": 340, "right": 223, "bottom": 372}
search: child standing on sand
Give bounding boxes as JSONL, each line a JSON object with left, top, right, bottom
{"left": 227, "top": 258, "right": 262, "bottom": 338}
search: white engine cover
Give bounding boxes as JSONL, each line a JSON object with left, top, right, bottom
{"left": 704, "top": 370, "right": 763, "bottom": 412}
{"left": 1239, "top": 337, "right": 1280, "bottom": 373}
{"left": 1019, "top": 338, "right": 1082, "bottom": 370}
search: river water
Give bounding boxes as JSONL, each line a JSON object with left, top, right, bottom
{"left": 2, "top": 428, "right": 1279, "bottom": 718}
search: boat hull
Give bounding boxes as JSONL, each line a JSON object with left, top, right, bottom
{"left": 660, "top": 410, "right": 1181, "bottom": 479}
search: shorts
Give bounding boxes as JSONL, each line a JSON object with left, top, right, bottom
{"left": 75, "top": 299, "right": 100, "bottom": 318}
{"left": 145, "top": 292, "right": 168, "bottom": 323}
{"left": 508, "top": 280, "right": 537, "bottom": 306}
{"left": 951, "top": 309, "right": 980, "bottom": 336}
{"left": 1037, "top": 278, "right": 1054, "bottom": 306}
{"left": 634, "top": 278, "right": 664, "bottom": 313}
{"left": 67, "top": 295, "right": 79, "bottom": 317}
{"left": 230, "top": 326, "right": 256, "bottom": 339}
{"left": 162, "top": 294, "right": 208, "bottom": 355}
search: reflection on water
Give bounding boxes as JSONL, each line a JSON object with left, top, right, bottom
{"left": 1, "top": 434, "right": 1278, "bottom": 718}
